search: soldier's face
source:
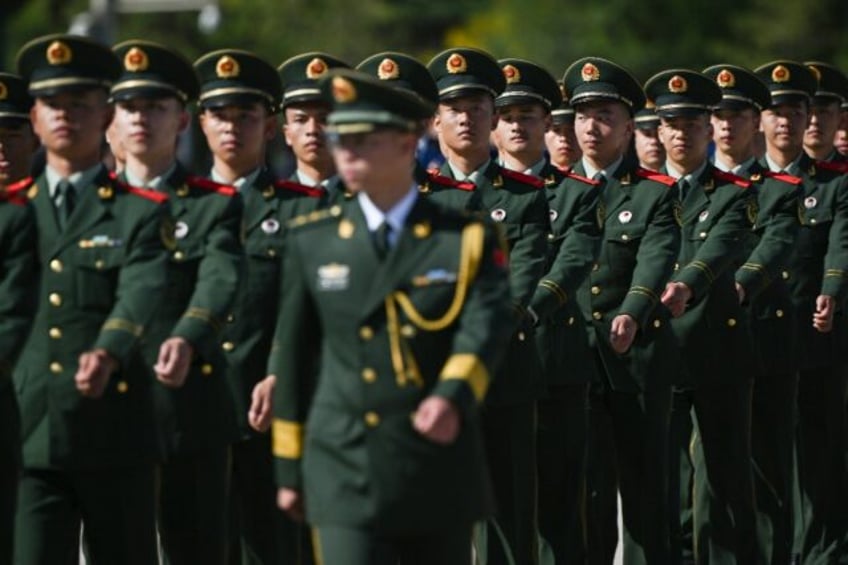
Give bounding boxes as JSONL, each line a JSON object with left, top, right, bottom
{"left": 112, "top": 97, "right": 188, "bottom": 163}
{"left": 804, "top": 100, "right": 841, "bottom": 152}
{"left": 200, "top": 103, "right": 276, "bottom": 171}
{"left": 834, "top": 110, "right": 848, "bottom": 157}
{"left": 0, "top": 120, "right": 38, "bottom": 186}
{"left": 434, "top": 93, "right": 497, "bottom": 154}
{"left": 283, "top": 103, "right": 332, "bottom": 167}
{"left": 574, "top": 101, "right": 633, "bottom": 167}
{"left": 330, "top": 128, "right": 416, "bottom": 193}
{"left": 545, "top": 121, "right": 581, "bottom": 169}
{"left": 659, "top": 114, "right": 713, "bottom": 169}
{"left": 760, "top": 102, "right": 809, "bottom": 154}
{"left": 31, "top": 89, "right": 112, "bottom": 161}
{"left": 633, "top": 127, "right": 664, "bottom": 172}
{"left": 495, "top": 103, "right": 550, "bottom": 160}
{"left": 711, "top": 108, "right": 759, "bottom": 158}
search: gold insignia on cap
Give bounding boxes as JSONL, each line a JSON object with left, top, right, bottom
{"left": 808, "top": 65, "right": 821, "bottom": 82}
{"left": 378, "top": 58, "right": 400, "bottom": 80}
{"left": 46, "top": 41, "right": 72, "bottom": 65}
{"left": 306, "top": 58, "right": 328, "bottom": 79}
{"left": 668, "top": 75, "right": 688, "bottom": 93}
{"left": 124, "top": 47, "right": 149, "bottom": 72}
{"left": 0, "top": 82, "right": 6, "bottom": 101}
{"left": 413, "top": 221, "right": 431, "bottom": 238}
{"left": 216, "top": 56, "right": 240, "bottom": 79}
{"left": 581, "top": 63, "right": 600, "bottom": 82}
{"left": 446, "top": 53, "right": 467, "bottom": 74}
{"left": 716, "top": 69, "right": 735, "bottom": 88}
{"left": 772, "top": 65, "right": 790, "bottom": 83}
{"left": 502, "top": 64, "right": 521, "bottom": 84}
{"left": 332, "top": 76, "right": 356, "bottom": 103}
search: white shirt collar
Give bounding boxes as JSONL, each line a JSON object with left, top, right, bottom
{"left": 295, "top": 169, "right": 334, "bottom": 189}
{"left": 124, "top": 162, "right": 178, "bottom": 191}
{"left": 357, "top": 185, "right": 419, "bottom": 246}
{"left": 665, "top": 160, "right": 708, "bottom": 185}
{"left": 448, "top": 159, "right": 490, "bottom": 185}
{"left": 499, "top": 157, "right": 546, "bottom": 177}
{"left": 582, "top": 155, "right": 623, "bottom": 182}
{"left": 765, "top": 152, "right": 803, "bottom": 175}
{"left": 46, "top": 163, "right": 103, "bottom": 199}
{"left": 210, "top": 166, "right": 262, "bottom": 191}
{"left": 713, "top": 155, "right": 756, "bottom": 176}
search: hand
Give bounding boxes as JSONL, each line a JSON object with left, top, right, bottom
{"left": 661, "top": 282, "right": 693, "bottom": 318}
{"left": 609, "top": 314, "right": 638, "bottom": 354}
{"left": 735, "top": 282, "right": 746, "bottom": 305}
{"left": 248, "top": 375, "right": 276, "bottom": 432}
{"left": 277, "top": 487, "right": 304, "bottom": 521}
{"left": 75, "top": 349, "right": 117, "bottom": 398}
{"left": 413, "top": 396, "right": 461, "bottom": 445}
{"left": 813, "top": 294, "right": 835, "bottom": 333}
{"left": 153, "top": 337, "right": 194, "bottom": 388}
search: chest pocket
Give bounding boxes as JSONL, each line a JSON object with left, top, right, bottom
{"left": 605, "top": 221, "right": 646, "bottom": 245}
{"left": 74, "top": 250, "right": 123, "bottom": 311}
{"left": 800, "top": 206, "right": 832, "bottom": 227}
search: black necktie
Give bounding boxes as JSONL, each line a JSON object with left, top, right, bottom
{"left": 373, "top": 222, "right": 392, "bottom": 259}
{"left": 55, "top": 179, "right": 76, "bottom": 229}
{"left": 678, "top": 178, "right": 690, "bottom": 201}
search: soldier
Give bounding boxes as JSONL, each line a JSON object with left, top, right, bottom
{"left": 833, "top": 100, "right": 848, "bottom": 158}
{"left": 545, "top": 85, "right": 581, "bottom": 171}
{"left": 802, "top": 62, "right": 848, "bottom": 163}
{"left": 632, "top": 105, "right": 664, "bottom": 172}
{"left": 110, "top": 40, "right": 244, "bottom": 564}
{"left": 271, "top": 68, "right": 512, "bottom": 565}
{"left": 704, "top": 63, "right": 802, "bottom": 565}
{"left": 562, "top": 57, "right": 680, "bottom": 565}
{"left": 13, "top": 34, "right": 171, "bottom": 564}
{"left": 425, "top": 47, "right": 549, "bottom": 565}
{"left": 0, "top": 71, "right": 38, "bottom": 565}
{"left": 754, "top": 60, "right": 848, "bottom": 565}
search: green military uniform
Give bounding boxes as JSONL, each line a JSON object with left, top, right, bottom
{"left": 270, "top": 70, "right": 513, "bottom": 565}
{"left": 13, "top": 34, "right": 171, "bottom": 565}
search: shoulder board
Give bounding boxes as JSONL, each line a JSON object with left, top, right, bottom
{"left": 273, "top": 179, "right": 324, "bottom": 198}
{"left": 4, "top": 176, "right": 34, "bottom": 198}
{"left": 762, "top": 170, "right": 803, "bottom": 185}
{"left": 815, "top": 160, "right": 848, "bottom": 174}
{"left": 426, "top": 170, "right": 475, "bottom": 191}
{"left": 712, "top": 168, "right": 751, "bottom": 189}
{"left": 125, "top": 184, "right": 169, "bottom": 204}
{"left": 186, "top": 175, "right": 237, "bottom": 196}
{"left": 565, "top": 170, "right": 601, "bottom": 186}
{"left": 287, "top": 204, "right": 343, "bottom": 229}
{"left": 499, "top": 168, "right": 544, "bottom": 188}
{"left": 634, "top": 167, "right": 676, "bottom": 187}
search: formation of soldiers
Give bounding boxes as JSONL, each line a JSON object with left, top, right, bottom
{"left": 0, "top": 31, "right": 847, "bottom": 565}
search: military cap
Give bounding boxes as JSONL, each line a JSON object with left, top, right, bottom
{"left": 550, "top": 82, "right": 575, "bottom": 125}
{"left": 356, "top": 52, "right": 439, "bottom": 106}
{"left": 495, "top": 58, "right": 561, "bottom": 110}
{"left": 0, "top": 73, "right": 33, "bottom": 123}
{"left": 426, "top": 47, "right": 505, "bottom": 101}
{"left": 702, "top": 64, "right": 771, "bottom": 111}
{"left": 754, "top": 60, "right": 816, "bottom": 106}
{"left": 277, "top": 52, "right": 350, "bottom": 109}
{"left": 804, "top": 61, "right": 848, "bottom": 105}
{"left": 111, "top": 40, "right": 198, "bottom": 103}
{"left": 16, "top": 34, "right": 120, "bottom": 97}
{"left": 562, "top": 57, "right": 645, "bottom": 112}
{"left": 634, "top": 104, "right": 660, "bottom": 130}
{"left": 321, "top": 69, "right": 434, "bottom": 134}
{"left": 195, "top": 49, "right": 282, "bottom": 110}
{"left": 644, "top": 69, "right": 721, "bottom": 118}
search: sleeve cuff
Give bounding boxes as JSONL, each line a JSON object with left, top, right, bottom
{"left": 94, "top": 319, "right": 143, "bottom": 364}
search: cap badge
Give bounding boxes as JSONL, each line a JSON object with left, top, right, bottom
{"left": 581, "top": 63, "right": 600, "bottom": 82}
{"left": 0, "top": 82, "right": 7, "bottom": 101}
{"left": 378, "top": 58, "right": 400, "bottom": 80}
{"left": 808, "top": 65, "right": 821, "bottom": 82}
{"left": 216, "top": 56, "right": 240, "bottom": 79}
{"left": 124, "top": 47, "right": 149, "bottom": 72}
{"left": 332, "top": 77, "right": 357, "bottom": 103}
{"left": 772, "top": 65, "right": 790, "bottom": 83}
{"left": 446, "top": 53, "right": 467, "bottom": 74}
{"left": 668, "top": 75, "right": 688, "bottom": 93}
{"left": 503, "top": 64, "right": 521, "bottom": 84}
{"left": 306, "top": 58, "right": 328, "bottom": 79}
{"left": 46, "top": 41, "right": 72, "bottom": 65}
{"left": 716, "top": 69, "right": 735, "bottom": 88}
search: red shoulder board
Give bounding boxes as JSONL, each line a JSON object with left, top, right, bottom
{"left": 635, "top": 167, "right": 676, "bottom": 187}
{"left": 712, "top": 168, "right": 751, "bottom": 189}
{"left": 186, "top": 175, "right": 237, "bottom": 197}
{"left": 426, "top": 170, "right": 475, "bottom": 191}
{"left": 815, "top": 160, "right": 848, "bottom": 174}
{"left": 273, "top": 179, "right": 323, "bottom": 198}
{"left": 499, "top": 168, "right": 544, "bottom": 188}
{"left": 565, "top": 170, "right": 601, "bottom": 186}
{"left": 4, "top": 176, "right": 34, "bottom": 198}
{"left": 762, "top": 170, "right": 803, "bottom": 185}
{"left": 126, "top": 184, "right": 169, "bottom": 204}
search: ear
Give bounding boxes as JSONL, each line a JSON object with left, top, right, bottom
{"left": 100, "top": 105, "right": 115, "bottom": 133}
{"left": 432, "top": 111, "right": 442, "bottom": 135}
{"left": 263, "top": 114, "right": 278, "bottom": 143}
{"left": 177, "top": 109, "right": 190, "bottom": 133}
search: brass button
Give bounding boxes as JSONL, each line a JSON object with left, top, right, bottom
{"left": 621, "top": 234, "right": 630, "bottom": 241}
{"left": 49, "top": 362, "right": 62, "bottom": 374}
{"left": 362, "top": 368, "right": 377, "bottom": 383}
{"left": 776, "top": 309, "right": 784, "bottom": 318}
{"left": 517, "top": 331, "right": 526, "bottom": 341}
{"left": 567, "top": 316, "right": 575, "bottom": 326}
{"left": 400, "top": 325, "right": 416, "bottom": 338}
{"left": 173, "top": 250, "right": 185, "bottom": 261}
{"left": 592, "top": 263, "right": 599, "bottom": 272}
{"left": 116, "top": 381, "right": 129, "bottom": 393}
{"left": 222, "top": 341, "right": 235, "bottom": 352}
{"left": 49, "top": 293, "right": 62, "bottom": 307}
{"left": 592, "top": 311, "right": 602, "bottom": 320}
{"left": 267, "top": 248, "right": 277, "bottom": 257}
{"left": 782, "top": 270, "right": 790, "bottom": 280}
{"left": 201, "top": 363, "right": 213, "bottom": 376}
{"left": 49, "top": 327, "right": 62, "bottom": 339}
{"left": 727, "top": 318, "right": 737, "bottom": 327}
{"left": 653, "top": 319, "right": 662, "bottom": 328}
{"left": 810, "top": 218, "right": 817, "bottom": 225}
{"left": 359, "top": 326, "right": 374, "bottom": 341}
{"left": 94, "top": 259, "right": 105, "bottom": 270}
{"left": 226, "top": 313, "right": 235, "bottom": 323}
{"left": 364, "top": 411, "right": 380, "bottom": 427}
{"left": 674, "top": 262, "right": 680, "bottom": 271}
{"left": 547, "top": 233, "right": 555, "bottom": 241}
{"left": 591, "top": 285, "right": 601, "bottom": 296}
{"left": 49, "top": 259, "right": 63, "bottom": 273}
{"left": 699, "top": 231, "right": 708, "bottom": 239}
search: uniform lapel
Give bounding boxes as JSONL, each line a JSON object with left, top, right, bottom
{"left": 680, "top": 166, "right": 711, "bottom": 224}
{"left": 50, "top": 167, "right": 113, "bottom": 257}
{"left": 244, "top": 170, "right": 280, "bottom": 233}
{"left": 31, "top": 175, "right": 61, "bottom": 259}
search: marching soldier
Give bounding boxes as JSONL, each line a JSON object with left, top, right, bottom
{"left": 14, "top": 34, "right": 171, "bottom": 564}
{"left": 545, "top": 85, "right": 581, "bottom": 171}
{"left": 426, "top": 47, "right": 550, "bottom": 565}
{"left": 633, "top": 105, "right": 664, "bottom": 172}
{"left": 802, "top": 62, "right": 848, "bottom": 163}
{"left": 271, "top": 69, "right": 512, "bottom": 565}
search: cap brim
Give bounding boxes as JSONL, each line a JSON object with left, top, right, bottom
{"left": 111, "top": 84, "right": 186, "bottom": 103}
{"left": 199, "top": 92, "right": 275, "bottom": 110}
{"left": 438, "top": 84, "right": 495, "bottom": 102}
{"left": 656, "top": 106, "right": 710, "bottom": 119}
{"left": 495, "top": 92, "right": 550, "bottom": 108}
{"left": 768, "top": 92, "right": 810, "bottom": 107}
{"left": 327, "top": 110, "right": 416, "bottom": 133}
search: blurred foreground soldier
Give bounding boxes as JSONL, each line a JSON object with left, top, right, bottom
{"left": 563, "top": 57, "right": 680, "bottom": 565}
{"left": 545, "top": 84, "right": 581, "bottom": 170}
{"left": 833, "top": 100, "right": 848, "bottom": 158}
{"left": 704, "top": 63, "right": 801, "bottom": 565}
{"left": 495, "top": 57, "right": 601, "bottom": 564}
{"left": 271, "top": 69, "right": 512, "bottom": 565}
{"left": 13, "top": 34, "right": 171, "bottom": 564}
{"left": 0, "top": 72, "right": 38, "bottom": 565}
{"left": 632, "top": 105, "right": 664, "bottom": 171}
{"left": 426, "top": 47, "right": 549, "bottom": 565}
{"left": 802, "top": 62, "right": 848, "bottom": 163}
{"left": 649, "top": 69, "right": 756, "bottom": 565}
{"left": 755, "top": 60, "right": 848, "bottom": 565}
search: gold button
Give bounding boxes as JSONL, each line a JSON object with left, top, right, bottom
{"left": 400, "top": 325, "right": 416, "bottom": 338}
{"left": 699, "top": 231, "right": 708, "bottom": 239}
{"left": 782, "top": 271, "right": 790, "bottom": 280}
{"left": 94, "top": 259, "right": 105, "bottom": 270}
{"left": 592, "top": 263, "right": 599, "bottom": 271}
{"left": 222, "top": 341, "right": 235, "bottom": 352}
{"left": 50, "top": 362, "right": 62, "bottom": 374}
{"left": 592, "top": 311, "right": 602, "bottom": 320}
{"left": 49, "top": 293, "right": 62, "bottom": 307}
{"left": 591, "top": 285, "right": 601, "bottom": 296}
{"left": 201, "top": 363, "right": 213, "bottom": 376}
{"left": 226, "top": 313, "right": 235, "bottom": 323}
{"left": 621, "top": 234, "right": 630, "bottom": 241}
{"left": 359, "top": 326, "right": 374, "bottom": 340}
{"left": 362, "top": 368, "right": 377, "bottom": 383}
{"left": 49, "top": 327, "right": 62, "bottom": 339}
{"left": 364, "top": 411, "right": 380, "bottom": 427}
{"left": 267, "top": 248, "right": 277, "bottom": 257}
{"left": 727, "top": 318, "right": 737, "bottom": 327}
{"left": 674, "top": 262, "right": 680, "bottom": 271}
{"left": 810, "top": 218, "right": 817, "bottom": 225}
{"left": 567, "top": 316, "right": 575, "bottom": 326}
{"left": 547, "top": 233, "right": 555, "bottom": 241}
{"left": 49, "top": 259, "right": 63, "bottom": 273}
{"left": 653, "top": 319, "right": 662, "bottom": 328}
{"left": 776, "top": 309, "right": 784, "bottom": 318}
{"left": 116, "top": 381, "right": 129, "bottom": 393}
{"left": 517, "top": 331, "right": 526, "bottom": 341}
{"left": 173, "top": 250, "right": 185, "bottom": 261}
